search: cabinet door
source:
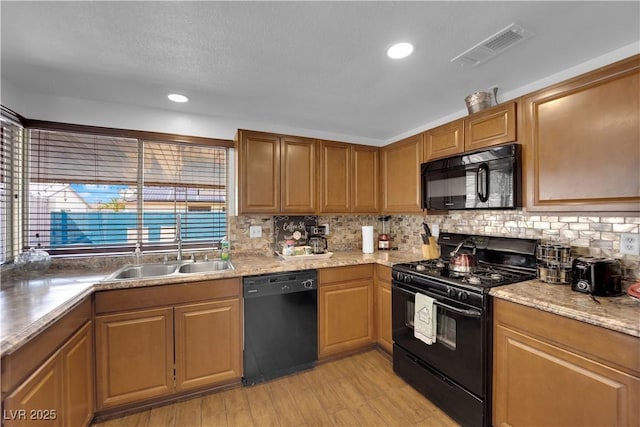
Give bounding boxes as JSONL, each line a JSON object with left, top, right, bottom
{"left": 464, "top": 102, "right": 516, "bottom": 151}
{"left": 423, "top": 120, "right": 464, "bottom": 161}
{"left": 3, "top": 353, "right": 63, "bottom": 427}
{"left": 281, "top": 136, "right": 317, "bottom": 213}
{"left": 494, "top": 323, "right": 640, "bottom": 427}
{"left": 374, "top": 265, "right": 393, "bottom": 354}
{"left": 319, "top": 280, "right": 374, "bottom": 358}
{"left": 319, "top": 140, "right": 350, "bottom": 213}
{"left": 95, "top": 307, "right": 174, "bottom": 409}
{"left": 524, "top": 56, "right": 640, "bottom": 212}
{"left": 174, "top": 299, "right": 241, "bottom": 391}
{"left": 238, "top": 131, "right": 281, "bottom": 213}
{"left": 351, "top": 145, "right": 379, "bottom": 213}
{"left": 380, "top": 134, "right": 423, "bottom": 213}
{"left": 62, "top": 322, "right": 94, "bottom": 427}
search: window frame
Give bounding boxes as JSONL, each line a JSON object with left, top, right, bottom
{"left": 6, "top": 115, "right": 233, "bottom": 260}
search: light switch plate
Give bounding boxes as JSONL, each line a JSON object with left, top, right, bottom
{"left": 323, "top": 223, "right": 330, "bottom": 235}
{"left": 249, "top": 225, "right": 262, "bottom": 238}
{"left": 620, "top": 233, "right": 640, "bottom": 255}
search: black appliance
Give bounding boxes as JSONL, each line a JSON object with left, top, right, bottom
{"left": 392, "top": 232, "right": 538, "bottom": 427}
{"left": 571, "top": 257, "right": 623, "bottom": 296}
{"left": 421, "top": 144, "right": 521, "bottom": 210}
{"left": 243, "top": 269, "right": 317, "bottom": 385}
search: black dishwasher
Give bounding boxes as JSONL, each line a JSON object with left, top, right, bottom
{"left": 242, "top": 269, "right": 317, "bottom": 386}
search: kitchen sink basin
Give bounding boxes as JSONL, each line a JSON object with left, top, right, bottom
{"left": 177, "top": 260, "right": 233, "bottom": 274}
{"left": 105, "top": 259, "right": 234, "bottom": 281}
{"left": 111, "top": 263, "right": 180, "bottom": 280}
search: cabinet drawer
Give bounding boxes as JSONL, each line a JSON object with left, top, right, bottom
{"left": 95, "top": 278, "right": 241, "bottom": 314}
{"left": 319, "top": 264, "right": 373, "bottom": 285}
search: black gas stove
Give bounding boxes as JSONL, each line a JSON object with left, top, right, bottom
{"left": 392, "top": 232, "right": 539, "bottom": 427}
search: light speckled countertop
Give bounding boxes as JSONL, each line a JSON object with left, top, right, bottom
{"left": 0, "top": 251, "right": 421, "bottom": 355}
{"left": 490, "top": 280, "right": 640, "bottom": 337}
{"left": 2, "top": 251, "right": 639, "bottom": 357}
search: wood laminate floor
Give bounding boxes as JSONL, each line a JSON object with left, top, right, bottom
{"left": 92, "top": 350, "right": 459, "bottom": 427}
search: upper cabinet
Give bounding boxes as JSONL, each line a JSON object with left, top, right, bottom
{"left": 318, "top": 141, "right": 380, "bottom": 213}
{"left": 465, "top": 102, "right": 517, "bottom": 151}
{"left": 422, "top": 101, "right": 517, "bottom": 162}
{"left": 351, "top": 144, "right": 380, "bottom": 213}
{"left": 380, "top": 134, "right": 423, "bottom": 213}
{"left": 423, "top": 119, "right": 464, "bottom": 162}
{"left": 237, "top": 130, "right": 316, "bottom": 214}
{"left": 523, "top": 55, "right": 640, "bottom": 212}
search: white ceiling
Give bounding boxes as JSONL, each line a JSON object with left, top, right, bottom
{"left": 1, "top": 1, "right": 639, "bottom": 145}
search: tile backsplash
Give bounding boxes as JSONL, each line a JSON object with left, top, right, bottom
{"left": 230, "top": 210, "right": 640, "bottom": 280}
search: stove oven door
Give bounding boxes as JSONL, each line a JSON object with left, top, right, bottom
{"left": 392, "top": 281, "right": 485, "bottom": 397}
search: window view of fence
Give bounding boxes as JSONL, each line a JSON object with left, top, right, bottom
{"left": 28, "top": 130, "right": 227, "bottom": 255}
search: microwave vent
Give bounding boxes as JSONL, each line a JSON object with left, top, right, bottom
{"left": 451, "top": 23, "right": 534, "bottom": 67}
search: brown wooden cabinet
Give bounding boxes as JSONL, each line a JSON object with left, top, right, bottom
{"left": 3, "top": 321, "right": 93, "bottom": 427}
{"left": 423, "top": 119, "right": 464, "bottom": 161}
{"left": 95, "top": 307, "right": 174, "bottom": 409}
{"left": 237, "top": 129, "right": 316, "bottom": 214}
{"left": 493, "top": 298, "right": 640, "bottom": 427}
{"left": 523, "top": 55, "right": 640, "bottom": 212}
{"left": 374, "top": 265, "right": 393, "bottom": 354}
{"left": 464, "top": 102, "right": 516, "bottom": 151}
{"left": 2, "top": 299, "right": 93, "bottom": 427}
{"left": 318, "top": 265, "right": 375, "bottom": 358}
{"left": 380, "top": 134, "right": 423, "bottom": 213}
{"left": 351, "top": 144, "right": 380, "bottom": 213}
{"left": 94, "top": 278, "right": 242, "bottom": 411}
{"left": 318, "top": 141, "right": 379, "bottom": 213}
{"left": 174, "top": 299, "right": 241, "bottom": 392}
{"left": 61, "top": 322, "right": 94, "bottom": 427}
{"left": 318, "top": 140, "right": 350, "bottom": 213}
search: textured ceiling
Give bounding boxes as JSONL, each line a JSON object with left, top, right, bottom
{"left": 1, "top": 1, "right": 639, "bottom": 144}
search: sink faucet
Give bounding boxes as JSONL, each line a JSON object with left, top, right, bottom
{"left": 175, "top": 213, "right": 182, "bottom": 261}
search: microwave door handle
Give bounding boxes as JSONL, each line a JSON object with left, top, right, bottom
{"left": 476, "top": 163, "right": 489, "bottom": 203}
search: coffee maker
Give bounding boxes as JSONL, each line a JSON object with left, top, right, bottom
{"left": 307, "top": 225, "right": 328, "bottom": 254}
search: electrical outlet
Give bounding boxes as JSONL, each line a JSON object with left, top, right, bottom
{"left": 249, "top": 225, "right": 262, "bottom": 238}
{"left": 323, "top": 223, "right": 330, "bottom": 235}
{"left": 620, "top": 233, "right": 640, "bottom": 255}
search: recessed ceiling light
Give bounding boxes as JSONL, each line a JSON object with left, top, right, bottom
{"left": 387, "top": 42, "right": 414, "bottom": 59}
{"left": 168, "top": 93, "right": 189, "bottom": 103}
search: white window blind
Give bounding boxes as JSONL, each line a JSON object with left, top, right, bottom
{"left": 27, "top": 129, "right": 227, "bottom": 255}
{"left": 1, "top": 116, "right": 22, "bottom": 263}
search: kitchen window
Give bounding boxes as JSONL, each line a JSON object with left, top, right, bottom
{"left": 25, "top": 129, "right": 227, "bottom": 256}
{"left": 1, "top": 113, "right": 23, "bottom": 264}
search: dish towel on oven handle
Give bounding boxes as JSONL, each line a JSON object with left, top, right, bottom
{"left": 414, "top": 293, "right": 437, "bottom": 345}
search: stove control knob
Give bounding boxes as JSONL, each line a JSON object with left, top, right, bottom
{"left": 403, "top": 274, "right": 412, "bottom": 283}
{"left": 447, "top": 287, "right": 457, "bottom": 298}
{"left": 458, "top": 291, "right": 469, "bottom": 301}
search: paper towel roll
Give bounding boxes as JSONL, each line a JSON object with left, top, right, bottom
{"left": 362, "top": 226, "right": 374, "bottom": 254}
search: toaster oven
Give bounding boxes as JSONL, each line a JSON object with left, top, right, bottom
{"left": 571, "top": 257, "right": 623, "bottom": 296}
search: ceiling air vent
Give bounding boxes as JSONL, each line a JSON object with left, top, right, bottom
{"left": 451, "top": 23, "right": 534, "bottom": 67}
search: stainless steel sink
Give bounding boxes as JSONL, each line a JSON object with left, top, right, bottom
{"left": 177, "top": 260, "right": 233, "bottom": 274}
{"left": 111, "top": 263, "right": 180, "bottom": 280}
{"left": 105, "top": 259, "right": 233, "bottom": 281}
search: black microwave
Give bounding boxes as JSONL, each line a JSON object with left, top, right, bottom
{"left": 421, "top": 144, "right": 521, "bottom": 210}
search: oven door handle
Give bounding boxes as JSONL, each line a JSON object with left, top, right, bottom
{"left": 434, "top": 301, "right": 482, "bottom": 318}
{"left": 394, "top": 284, "right": 482, "bottom": 318}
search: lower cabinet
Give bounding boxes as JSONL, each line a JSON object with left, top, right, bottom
{"left": 374, "top": 265, "right": 393, "bottom": 354}
{"left": 94, "top": 278, "right": 242, "bottom": 411}
{"left": 318, "top": 265, "right": 375, "bottom": 358}
{"left": 493, "top": 298, "right": 640, "bottom": 427}
{"left": 3, "top": 321, "right": 93, "bottom": 427}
